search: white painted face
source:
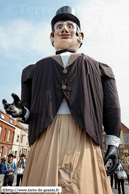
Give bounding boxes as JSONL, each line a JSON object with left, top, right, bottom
{"left": 50, "top": 21, "right": 84, "bottom": 51}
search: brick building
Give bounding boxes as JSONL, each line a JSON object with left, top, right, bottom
{"left": 12, "top": 120, "right": 29, "bottom": 160}
{"left": 0, "top": 110, "right": 15, "bottom": 159}
{"left": 18, "top": 122, "right": 28, "bottom": 157}
{"left": 102, "top": 123, "right": 129, "bottom": 157}
{"left": 12, "top": 120, "right": 22, "bottom": 160}
{"left": 0, "top": 110, "right": 30, "bottom": 160}
{"left": 119, "top": 123, "right": 129, "bottom": 156}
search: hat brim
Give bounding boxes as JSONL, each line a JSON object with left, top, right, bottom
{"left": 20, "top": 154, "right": 25, "bottom": 157}
{"left": 8, "top": 154, "right": 14, "bottom": 157}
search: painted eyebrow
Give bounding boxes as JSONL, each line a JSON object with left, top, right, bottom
{"left": 55, "top": 21, "right": 75, "bottom": 25}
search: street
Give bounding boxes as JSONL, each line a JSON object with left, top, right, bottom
{"left": 0, "top": 174, "right": 129, "bottom": 193}
{"left": 112, "top": 181, "right": 129, "bottom": 194}
{"left": 0, "top": 174, "right": 17, "bottom": 187}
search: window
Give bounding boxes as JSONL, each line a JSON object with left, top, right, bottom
{"left": 0, "top": 126, "right": 2, "bottom": 138}
{"left": 9, "top": 148, "right": 12, "bottom": 153}
{"left": 0, "top": 147, "right": 3, "bottom": 158}
{"left": 25, "top": 136, "right": 28, "bottom": 145}
{"left": 10, "top": 118, "right": 13, "bottom": 124}
{"left": 12, "top": 132, "right": 14, "bottom": 143}
{"left": 7, "top": 131, "right": 10, "bottom": 142}
{"left": 5, "top": 147, "right": 8, "bottom": 157}
{"left": 16, "top": 135, "right": 19, "bottom": 142}
{"left": 1, "top": 147, "right": 3, "bottom": 153}
{"left": 1, "top": 113, "right": 4, "bottom": 119}
{"left": 4, "top": 129, "right": 7, "bottom": 140}
{"left": 21, "top": 135, "right": 23, "bottom": 143}
{"left": 22, "top": 148, "right": 24, "bottom": 153}
{"left": 15, "top": 151, "right": 17, "bottom": 157}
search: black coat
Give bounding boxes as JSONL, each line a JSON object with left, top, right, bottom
{"left": 21, "top": 53, "right": 121, "bottom": 147}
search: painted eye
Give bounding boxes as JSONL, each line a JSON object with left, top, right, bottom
{"left": 68, "top": 24, "right": 73, "bottom": 29}
{"left": 57, "top": 25, "right": 62, "bottom": 30}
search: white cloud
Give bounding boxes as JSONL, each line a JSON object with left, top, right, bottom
{"left": 0, "top": 0, "right": 129, "bottom": 127}
{"left": 76, "top": 0, "right": 129, "bottom": 46}
{"left": 0, "top": 19, "right": 53, "bottom": 57}
{"left": 76, "top": 0, "right": 129, "bottom": 127}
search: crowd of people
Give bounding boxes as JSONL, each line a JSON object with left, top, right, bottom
{"left": 109, "top": 157, "right": 129, "bottom": 194}
{"left": 1, "top": 153, "right": 27, "bottom": 186}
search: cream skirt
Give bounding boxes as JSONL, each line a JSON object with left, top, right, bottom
{"left": 22, "top": 114, "right": 112, "bottom": 194}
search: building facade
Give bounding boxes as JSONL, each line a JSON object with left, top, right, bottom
{"left": 101, "top": 123, "right": 129, "bottom": 158}
{"left": 119, "top": 123, "right": 129, "bottom": 157}
{"left": 0, "top": 110, "right": 15, "bottom": 159}
{"left": 0, "top": 110, "right": 29, "bottom": 161}
{"left": 12, "top": 121, "right": 22, "bottom": 160}
{"left": 19, "top": 122, "right": 28, "bottom": 157}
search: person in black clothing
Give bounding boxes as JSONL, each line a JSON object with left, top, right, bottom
{"left": 16, "top": 154, "right": 26, "bottom": 186}
{"left": 115, "top": 159, "right": 126, "bottom": 194}
{"left": 114, "top": 172, "right": 118, "bottom": 189}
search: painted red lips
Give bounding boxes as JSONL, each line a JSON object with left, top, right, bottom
{"left": 59, "top": 34, "right": 71, "bottom": 38}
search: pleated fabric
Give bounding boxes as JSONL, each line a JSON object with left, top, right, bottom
{"left": 22, "top": 114, "right": 112, "bottom": 194}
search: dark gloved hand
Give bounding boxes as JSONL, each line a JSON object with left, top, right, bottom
{"left": 104, "top": 145, "right": 119, "bottom": 176}
{"left": 2, "top": 93, "right": 25, "bottom": 118}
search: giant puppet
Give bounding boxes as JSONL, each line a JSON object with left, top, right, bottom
{"left": 2, "top": 6, "right": 121, "bottom": 194}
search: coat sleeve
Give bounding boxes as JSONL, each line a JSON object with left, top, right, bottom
{"left": 21, "top": 64, "right": 34, "bottom": 124}
{"left": 99, "top": 63, "right": 121, "bottom": 138}
{"left": 2, "top": 164, "right": 8, "bottom": 175}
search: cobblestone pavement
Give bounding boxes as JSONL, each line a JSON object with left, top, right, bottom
{"left": 0, "top": 174, "right": 21, "bottom": 187}
{"left": 0, "top": 174, "right": 129, "bottom": 193}
{"left": 112, "top": 182, "right": 129, "bottom": 194}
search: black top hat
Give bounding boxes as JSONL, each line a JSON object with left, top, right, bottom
{"left": 20, "top": 154, "right": 25, "bottom": 157}
{"left": 51, "top": 6, "right": 81, "bottom": 32}
{"left": 8, "top": 153, "right": 14, "bottom": 157}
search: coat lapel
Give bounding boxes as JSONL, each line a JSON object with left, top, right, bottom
{"left": 66, "top": 53, "right": 82, "bottom": 68}
{"left": 51, "top": 55, "right": 64, "bottom": 68}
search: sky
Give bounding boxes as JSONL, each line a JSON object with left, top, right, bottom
{"left": 0, "top": 0, "right": 129, "bottom": 128}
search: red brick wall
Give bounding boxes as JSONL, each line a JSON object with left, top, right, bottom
{"left": 120, "top": 123, "right": 129, "bottom": 156}
{"left": 121, "top": 123, "right": 129, "bottom": 133}
{"left": 0, "top": 111, "right": 15, "bottom": 159}
{"left": 102, "top": 123, "right": 129, "bottom": 157}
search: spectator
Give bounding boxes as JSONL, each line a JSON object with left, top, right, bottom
{"left": 114, "top": 171, "right": 118, "bottom": 189}
{"left": 2, "top": 153, "right": 15, "bottom": 186}
{"left": 16, "top": 154, "right": 26, "bottom": 186}
{"left": 115, "top": 158, "right": 126, "bottom": 194}
{"left": 108, "top": 160, "right": 114, "bottom": 188}
{"left": 125, "top": 167, "right": 129, "bottom": 185}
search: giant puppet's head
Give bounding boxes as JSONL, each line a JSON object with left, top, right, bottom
{"left": 50, "top": 6, "right": 84, "bottom": 51}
